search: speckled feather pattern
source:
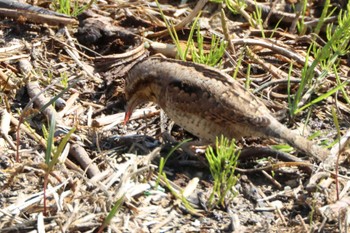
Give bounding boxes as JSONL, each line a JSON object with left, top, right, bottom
{"left": 125, "top": 57, "right": 329, "bottom": 161}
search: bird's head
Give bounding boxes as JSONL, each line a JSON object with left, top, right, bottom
{"left": 124, "top": 62, "right": 162, "bottom": 124}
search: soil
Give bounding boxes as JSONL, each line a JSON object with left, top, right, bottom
{"left": 1, "top": 0, "right": 350, "bottom": 232}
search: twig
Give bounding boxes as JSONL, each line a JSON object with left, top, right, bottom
{"left": 253, "top": 78, "right": 301, "bottom": 94}
{"left": 0, "top": 69, "right": 16, "bottom": 93}
{"left": 244, "top": 0, "right": 312, "bottom": 23}
{"left": 331, "top": 128, "right": 350, "bottom": 157}
{"left": 59, "top": 28, "right": 103, "bottom": 83}
{"left": 0, "top": 8, "right": 77, "bottom": 26}
{"left": 246, "top": 47, "right": 293, "bottom": 80}
{"left": 238, "top": 147, "right": 313, "bottom": 174}
{"left": 148, "top": 0, "right": 209, "bottom": 38}
{"left": 1, "top": 109, "right": 16, "bottom": 150}
{"left": 95, "top": 106, "right": 160, "bottom": 131}
{"left": 263, "top": 0, "right": 281, "bottom": 27}
{"left": 231, "top": 38, "right": 321, "bottom": 76}
{"left": 0, "top": 43, "right": 25, "bottom": 53}
{"left": 26, "top": 81, "right": 64, "bottom": 125}
{"left": 220, "top": 9, "right": 234, "bottom": 53}
{"left": 236, "top": 161, "right": 313, "bottom": 175}
{"left": 262, "top": 170, "right": 282, "bottom": 189}
{"left": 0, "top": 0, "right": 69, "bottom": 17}
{"left": 94, "top": 42, "right": 146, "bottom": 69}
{"left": 58, "top": 92, "right": 80, "bottom": 118}
{"left": 70, "top": 144, "right": 101, "bottom": 178}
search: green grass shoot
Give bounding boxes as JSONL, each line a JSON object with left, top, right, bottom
{"left": 98, "top": 195, "right": 125, "bottom": 233}
{"left": 206, "top": 136, "right": 240, "bottom": 209}
{"left": 156, "top": 139, "right": 191, "bottom": 189}
{"left": 291, "top": 1, "right": 350, "bottom": 117}
{"left": 52, "top": 0, "right": 94, "bottom": 17}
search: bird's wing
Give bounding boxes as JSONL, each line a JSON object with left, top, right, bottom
{"left": 164, "top": 77, "right": 271, "bottom": 127}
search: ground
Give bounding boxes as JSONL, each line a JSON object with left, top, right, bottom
{"left": 0, "top": 0, "right": 350, "bottom": 232}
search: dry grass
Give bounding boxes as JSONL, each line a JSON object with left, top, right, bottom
{"left": 1, "top": 0, "right": 350, "bottom": 232}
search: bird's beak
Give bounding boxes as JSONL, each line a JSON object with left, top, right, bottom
{"left": 124, "top": 96, "right": 143, "bottom": 125}
{"left": 124, "top": 108, "right": 132, "bottom": 125}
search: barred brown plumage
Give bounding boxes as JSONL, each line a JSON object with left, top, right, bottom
{"left": 124, "top": 56, "right": 329, "bottom": 162}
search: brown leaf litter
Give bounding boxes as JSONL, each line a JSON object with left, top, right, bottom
{"left": 1, "top": 0, "right": 350, "bottom": 232}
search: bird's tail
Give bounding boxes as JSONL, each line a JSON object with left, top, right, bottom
{"left": 267, "top": 118, "right": 329, "bottom": 162}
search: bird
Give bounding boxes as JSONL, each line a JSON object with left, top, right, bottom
{"left": 124, "top": 56, "right": 329, "bottom": 162}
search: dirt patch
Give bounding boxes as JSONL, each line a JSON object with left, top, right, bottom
{"left": 1, "top": 0, "right": 350, "bottom": 232}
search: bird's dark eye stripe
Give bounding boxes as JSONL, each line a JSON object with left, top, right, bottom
{"left": 169, "top": 80, "right": 202, "bottom": 94}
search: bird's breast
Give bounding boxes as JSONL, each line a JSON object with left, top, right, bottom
{"left": 163, "top": 106, "right": 262, "bottom": 142}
